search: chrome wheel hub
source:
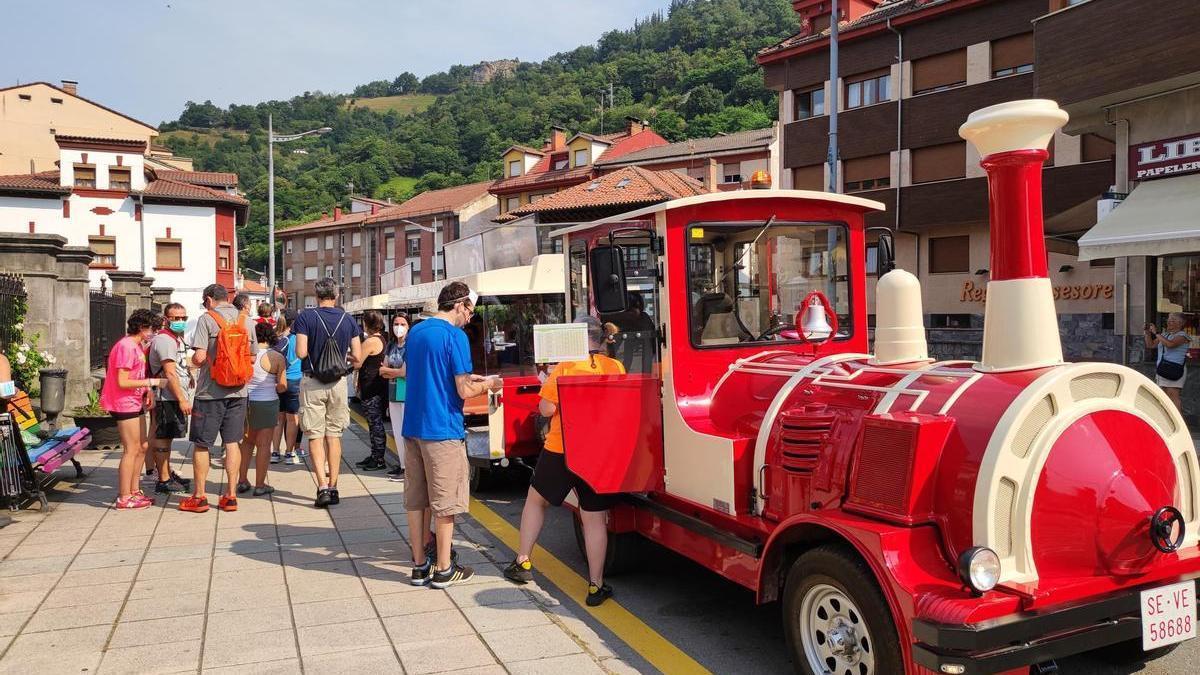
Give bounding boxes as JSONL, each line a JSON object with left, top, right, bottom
{"left": 798, "top": 584, "right": 876, "bottom": 675}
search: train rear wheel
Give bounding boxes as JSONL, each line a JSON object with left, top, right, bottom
{"left": 469, "top": 464, "right": 492, "bottom": 492}
{"left": 572, "top": 512, "right": 638, "bottom": 576}
{"left": 784, "top": 545, "right": 903, "bottom": 675}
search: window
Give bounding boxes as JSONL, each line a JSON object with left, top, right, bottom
{"left": 108, "top": 167, "right": 131, "bottom": 191}
{"left": 88, "top": 236, "right": 116, "bottom": 268}
{"left": 352, "top": 263, "right": 362, "bottom": 277}
{"left": 686, "top": 222, "right": 853, "bottom": 346}
{"left": 324, "top": 265, "right": 333, "bottom": 278}
{"left": 1082, "top": 133, "right": 1116, "bottom": 162}
{"left": 574, "top": 149, "right": 588, "bottom": 167}
{"left": 407, "top": 235, "right": 420, "bottom": 256}
{"left": 912, "top": 49, "right": 967, "bottom": 95}
{"left": 929, "top": 235, "right": 970, "bottom": 273}
{"left": 412, "top": 268, "right": 422, "bottom": 285}
{"left": 846, "top": 71, "right": 890, "bottom": 109}
{"left": 352, "top": 232, "right": 361, "bottom": 247}
{"left": 155, "top": 239, "right": 182, "bottom": 269}
{"left": 930, "top": 314, "right": 973, "bottom": 329}
{"left": 303, "top": 295, "right": 317, "bottom": 308}
{"left": 324, "top": 235, "right": 333, "bottom": 249}
{"left": 792, "top": 164, "right": 825, "bottom": 191}
{"left": 304, "top": 237, "right": 317, "bottom": 252}
{"left": 529, "top": 193, "right": 549, "bottom": 203}
{"left": 911, "top": 142, "right": 966, "bottom": 184}
{"left": 722, "top": 164, "right": 742, "bottom": 184}
{"left": 866, "top": 244, "right": 879, "bottom": 276}
{"left": 508, "top": 159, "right": 522, "bottom": 177}
{"left": 73, "top": 164, "right": 96, "bottom": 188}
{"left": 569, "top": 241, "right": 589, "bottom": 318}
{"left": 506, "top": 196, "right": 520, "bottom": 212}
{"left": 384, "top": 233, "right": 396, "bottom": 261}
{"left": 286, "top": 268, "right": 294, "bottom": 282}
{"left": 218, "top": 243, "right": 232, "bottom": 271}
{"left": 551, "top": 154, "right": 568, "bottom": 171}
{"left": 843, "top": 154, "right": 890, "bottom": 192}
{"left": 1089, "top": 258, "right": 1115, "bottom": 268}
{"left": 304, "top": 266, "right": 318, "bottom": 280}
{"left": 18, "top": 94, "right": 31, "bottom": 101}
{"left": 285, "top": 240, "right": 293, "bottom": 254}
{"left": 793, "top": 86, "right": 825, "bottom": 120}
{"left": 50, "top": 97, "right": 62, "bottom": 104}
{"left": 991, "top": 33, "right": 1034, "bottom": 78}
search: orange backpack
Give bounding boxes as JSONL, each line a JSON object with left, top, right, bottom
{"left": 207, "top": 309, "right": 253, "bottom": 387}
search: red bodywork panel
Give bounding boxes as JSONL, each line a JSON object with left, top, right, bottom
{"left": 499, "top": 375, "right": 544, "bottom": 460}
{"left": 559, "top": 373, "right": 663, "bottom": 493}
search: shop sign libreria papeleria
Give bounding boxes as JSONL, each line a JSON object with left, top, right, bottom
{"left": 960, "top": 280, "right": 1114, "bottom": 303}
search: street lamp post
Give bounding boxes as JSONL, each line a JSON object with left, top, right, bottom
{"left": 397, "top": 218, "right": 445, "bottom": 281}
{"left": 267, "top": 115, "right": 331, "bottom": 309}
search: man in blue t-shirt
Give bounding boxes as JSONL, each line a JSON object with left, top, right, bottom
{"left": 294, "top": 278, "right": 362, "bottom": 508}
{"left": 403, "top": 281, "right": 501, "bottom": 588}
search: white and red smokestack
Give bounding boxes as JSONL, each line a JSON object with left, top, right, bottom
{"left": 959, "top": 100, "right": 1068, "bottom": 372}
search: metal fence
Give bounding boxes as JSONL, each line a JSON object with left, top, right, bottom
{"left": 89, "top": 289, "right": 126, "bottom": 370}
{"left": 0, "top": 274, "right": 26, "bottom": 355}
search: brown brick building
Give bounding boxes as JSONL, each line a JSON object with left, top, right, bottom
{"left": 758, "top": 0, "right": 1118, "bottom": 359}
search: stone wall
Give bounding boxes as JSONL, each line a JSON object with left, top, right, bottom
{"left": 915, "top": 313, "right": 1122, "bottom": 363}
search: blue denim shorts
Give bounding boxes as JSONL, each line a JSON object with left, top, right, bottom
{"left": 279, "top": 378, "right": 301, "bottom": 414}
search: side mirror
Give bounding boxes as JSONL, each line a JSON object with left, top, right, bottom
{"left": 590, "top": 245, "right": 628, "bottom": 314}
{"left": 867, "top": 227, "right": 896, "bottom": 276}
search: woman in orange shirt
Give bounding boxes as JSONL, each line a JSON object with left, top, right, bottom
{"left": 504, "top": 316, "right": 623, "bottom": 606}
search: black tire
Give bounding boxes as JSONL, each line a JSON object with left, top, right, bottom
{"left": 572, "top": 511, "right": 639, "bottom": 576}
{"left": 783, "top": 545, "right": 904, "bottom": 675}
{"left": 469, "top": 464, "right": 491, "bottom": 492}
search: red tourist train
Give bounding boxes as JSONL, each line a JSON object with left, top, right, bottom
{"left": 545, "top": 100, "right": 1200, "bottom": 673}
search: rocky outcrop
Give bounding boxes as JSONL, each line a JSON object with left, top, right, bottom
{"left": 470, "top": 59, "right": 519, "bottom": 85}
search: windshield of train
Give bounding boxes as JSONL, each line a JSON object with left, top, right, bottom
{"left": 466, "top": 293, "right": 566, "bottom": 377}
{"left": 686, "top": 221, "right": 852, "bottom": 346}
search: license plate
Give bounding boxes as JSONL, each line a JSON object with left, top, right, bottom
{"left": 1140, "top": 581, "right": 1197, "bottom": 650}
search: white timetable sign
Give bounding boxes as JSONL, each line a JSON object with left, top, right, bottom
{"left": 533, "top": 323, "right": 588, "bottom": 363}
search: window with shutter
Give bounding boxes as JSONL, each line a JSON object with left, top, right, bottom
{"left": 792, "top": 165, "right": 825, "bottom": 191}
{"left": 912, "top": 49, "right": 967, "bottom": 94}
{"left": 155, "top": 239, "right": 182, "bottom": 269}
{"left": 929, "top": 235, "right": 971, "bottom": 273}
{"left": 911, "top": 142, "right": 966, "bottom": 184}
{"left": 843, "top": 154, "right": 891, "bottom": 192}
{"left": 108, "top": 167, "right": 132, "bottom": 191}
{"left": 88, "top": 236, "right": 116, "bottom": 268}
{"left": 991, "top": 33, "right": 1034, "bottom": 78}
{"left": 74, "top": 164, "right": 96, "bottom": 188}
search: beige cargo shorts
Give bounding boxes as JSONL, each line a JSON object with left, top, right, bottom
{"left": 403, "top": 438, "right": 469, "bottom": 518}
{"left": 299, "top": 375, "right": 350, "bottom": 439}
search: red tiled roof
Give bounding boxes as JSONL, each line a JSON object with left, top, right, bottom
{"left": 54, "top": 134, "right": 147, "bottom": 148}
{"left": 155, "top": 170, "right": 238, "bottom": 187}
{"left": 601, "top": 129, "right": 670, "bottom": 162}
{"left": 597, "top": 128, "right": 774, "bottom": 167}
{"left": 506, "top": 166, "right": 708, "bottom": 218}
{"left": 279, "top": 210, "right": 369, "bottom": 235}
{"left": 240, "top": 280, "right": 268, "bottom": 293}
{"left": 503, "top": 144, "right": 545, "bottom": 156}
{"left": 758, "top": 0, "right": 949, "bottom": 61}
{"left": 143, "top": 179, "right": 249, "bottom": 207}
{"left": 489, "top": 165, "right": 594, "bottom": 195}
{"left": 0, "top": 171, "right": 69, "bottom": 195}
{"left": 366, "top": 180, "right": 496, "bottom": 224}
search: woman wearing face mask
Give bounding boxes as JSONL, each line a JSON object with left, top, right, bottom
{"left": 101, "top": 309, "right": 166, "bottom": 510}
{"left": 355, "top": 311, "right": 391, "bottom": 472}
{"left": 270, "top": 314, "right": 303, "bottom": 465}
{"left": 379, "top": 313, "right": 410, "bottom": 481}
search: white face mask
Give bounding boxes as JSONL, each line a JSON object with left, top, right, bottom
{"left": 393, "top": 325, "right": 408, "bottom": 339}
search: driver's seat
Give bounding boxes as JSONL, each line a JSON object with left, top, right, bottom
{"left": 695, "top": 292, "right": 751, "bottom": 345}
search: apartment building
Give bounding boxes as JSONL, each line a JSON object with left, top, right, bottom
{"left": 758, "top": 0, "right": 1116, "bottom": 359}
{"left": 595, "top": 126, "right": 780, "bottom": 191}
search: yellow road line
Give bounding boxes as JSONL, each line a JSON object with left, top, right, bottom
{"left": 349, "top": 413, "right": 710, "bottom": 674}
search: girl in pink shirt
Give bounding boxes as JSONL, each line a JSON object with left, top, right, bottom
{"left": 102, "top": 309, "right": 165, "bottom": 510}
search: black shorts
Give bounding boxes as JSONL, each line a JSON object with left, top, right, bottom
{"left": 110, "top": 409, "right": 144, "bottom": 421}
{"left": 153, "top": 400, "right": 188, "bottom": 440}
{"left": 189, "top": 398, "right": 247, "bottom": 448}
{"left": 530, "top": 449, "right": 614, "bottom": 512}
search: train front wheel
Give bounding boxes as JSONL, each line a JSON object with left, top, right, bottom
{"left": 784, "top": 545, "right": 903, "bottom": 675}
{"left": 571, "top": 512, "right": 639, "bottom": 576}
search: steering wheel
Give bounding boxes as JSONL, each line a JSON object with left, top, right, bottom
{"left": 1150, "top": 506, "right": 1186, "bottom": 553}
{"left": 776, "top": 291, "right": 839, "bottom": 344}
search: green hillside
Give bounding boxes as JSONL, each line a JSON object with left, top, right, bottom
{"left": 157, "top": 0, "right": 797, "bottom": 272}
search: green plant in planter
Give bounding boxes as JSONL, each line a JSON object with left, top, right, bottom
{"left": 4, "top": 327, "right": 55, "bottom": 397}
{"left": 71, "top": 390, "right": 109, "bottom": 418}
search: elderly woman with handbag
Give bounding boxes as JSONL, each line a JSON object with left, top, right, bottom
{"left": 1145, "top": 312, "right": 1190, "bottom": 412}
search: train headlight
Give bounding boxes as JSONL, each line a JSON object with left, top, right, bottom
{"left": 958, "top": 546, "right": 1001, "bottom": 593}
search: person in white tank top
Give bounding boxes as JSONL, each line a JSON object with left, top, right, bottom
{"left": 241, "top": 323, "right": 287, "bottom": 495}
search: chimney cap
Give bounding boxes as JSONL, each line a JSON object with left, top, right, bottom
{"left": 550, "top": 124, "right": 566, "bottom": 132}
{"left": 60, "top": 79, "right": 78, "bottom": 86}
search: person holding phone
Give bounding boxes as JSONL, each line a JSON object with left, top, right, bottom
{"left": 101, "top": 309, "right": 165, "bottom": 510}
{"left": 1146, "top": 313, "right": 1190, "bottom": 412}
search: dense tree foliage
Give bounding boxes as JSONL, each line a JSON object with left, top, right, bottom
{"left": 159, "top": 0, "right": 797, "bottom": 273}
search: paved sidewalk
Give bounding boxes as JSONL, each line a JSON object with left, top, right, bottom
{"left": 0, "top": 431, "right": 637, "bottom": 674}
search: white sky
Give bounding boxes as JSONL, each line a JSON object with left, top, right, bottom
{"left": 1, "top": 0, "right": 675, "bottom": 125}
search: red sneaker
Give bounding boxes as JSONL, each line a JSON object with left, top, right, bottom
{"left": 218, "top": 495, "right": 238, "bottom": 512}
{"left": 179, "top": 495, "right": 209, "bottom": 513}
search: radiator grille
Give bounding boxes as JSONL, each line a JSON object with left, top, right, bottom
{"left": 1069, "top": 372, "right": 1121, "bottom": 401}
{"left": 849, "top": 423, "right": 915, "bottom": 512}
{"left": 1136, "top": 386, "right": 1177, "bottom": 435}
{"left": 1012, "top": 395, "right": 1055, "bottom": 459}
{"left": 778, "top": 406, "right": 835, "bottom": 473}
{"left": 995, "top": 478, "right": 1016, "bottom": 558}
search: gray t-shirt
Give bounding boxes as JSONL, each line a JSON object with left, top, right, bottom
{"left": 148, "top": 332, "right": 191, "bottom": 401}
{"left": 191, "top": 303, "right": 257, "bottom": 400}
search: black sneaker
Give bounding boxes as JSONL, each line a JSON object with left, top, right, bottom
{"left": 354, "top": 456, "right": 374, "bottom": 468}
{"left": 360, "top": 457, "right": 387, "bottom": 471}
{"left": 424, "top": 538, "right": 458, "bottom": 564}
{"left": 170, "top": 471, "right": 192, "bottom": 489}
{"left": 411, "top": 561, "right": 432, "bottom": 586}
{"left": 430, "top": 563, "right": 474, "bottom": 589}
{"left": 314, "top": 488, "right": 333, "bottom": 508}
{"left": 329, "top": 488, "right": 340, "bottom": 505}
{"left": 386, "top": 466, "right": 405, "bottom": 482}
{"left": 155, "top": 479, "right": 188, "bottom": 495}
{"left": 504, "top": 559, "right": 533, "bottom": 584}
{"left": 586, "top": 582, "right": 613, "bottom": 607}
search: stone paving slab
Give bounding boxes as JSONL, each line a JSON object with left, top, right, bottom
{"left": 0, "top": 430, "right": 633, "bottom": 674}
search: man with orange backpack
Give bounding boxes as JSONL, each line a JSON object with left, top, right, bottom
{"left": 181, "top": 283, "right": 257, "bottom": 513}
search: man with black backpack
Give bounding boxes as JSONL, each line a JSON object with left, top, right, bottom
{"left": 294, "top": 277, "right": 362, "bottom": 508}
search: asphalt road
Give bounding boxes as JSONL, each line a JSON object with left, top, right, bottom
{"left": 471, "top": 471, "right": 1199, "bottom": 675}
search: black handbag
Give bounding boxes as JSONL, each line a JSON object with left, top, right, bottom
{"left": 1157, "top": 357, "right": 1185, "bottom": 381}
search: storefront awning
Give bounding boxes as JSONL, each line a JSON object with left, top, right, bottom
{"left": 1077, "top": 173, "right": 1200, "bottom": 261}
